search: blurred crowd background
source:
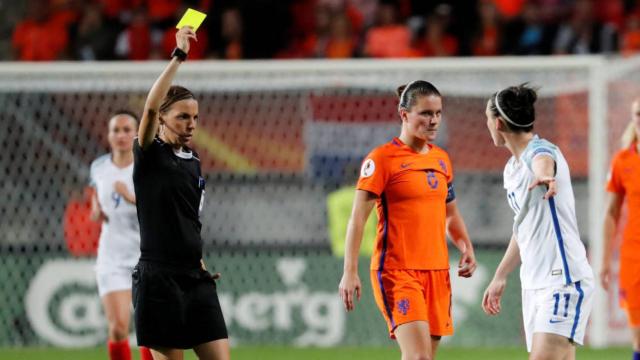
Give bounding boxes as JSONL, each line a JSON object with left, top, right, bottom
{"left": 4, "top": 0, "right": 640, "bottom": 62}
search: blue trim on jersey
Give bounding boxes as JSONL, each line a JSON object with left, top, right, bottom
{"left": 549, "top": 197, "right": 572, "bottom": 285}
{"left": 377, "top": 193, "right": 395, "bottom": 330}
{"left": 570, "top": 281, "right": 584, "bottom": 341}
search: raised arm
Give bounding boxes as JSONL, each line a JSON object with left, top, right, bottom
{"left": 339, "top": 189, "right": 377, "bottom": 311}
{"left": 600, "top": 192, "right": 624, "bottom": 290}
{"left": 138, "top": 27, "right": 197, "bottom": 149}
{"left": 446, "top": 199, "right": 476, "bottom": 277}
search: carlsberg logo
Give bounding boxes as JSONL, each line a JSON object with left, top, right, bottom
{"left": 24, "top": 258, "right": 346, "bottom": 347}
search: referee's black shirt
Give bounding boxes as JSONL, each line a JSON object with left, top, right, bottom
{"left": 133, "top": 137, "right": 204, "bottom": 269}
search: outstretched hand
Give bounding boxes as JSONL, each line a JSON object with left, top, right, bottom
{"left": 528, "top": 176, "right": 557, "bottom": 199}
{"left": 176, "top": 26, "right": 197, "bottom": 54}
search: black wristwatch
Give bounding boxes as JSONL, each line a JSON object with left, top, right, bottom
{"left": 171, "top": 47, "right": 187, "bottom": 62}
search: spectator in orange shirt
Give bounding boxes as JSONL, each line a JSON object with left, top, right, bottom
{"left": 412, "top": 11, "right": 459, "bottom": 57}
{"left": 471, "top": 0, "right": 502, "bottom": 56}
{"left": 12, "top": 0, "right": 70, "bottom": 61}
{"left": 621, "top": 13, "right": 640, "bottom": 56}
{"left": 339, "top": 80, "right": 476, "bottom": 359}
{"left": 364, "top": 1, "right": 414, "bottom": 58}
{"left": 601, "top": 99, "right": 640, "bottom": 360}
{"left": 322, "top": 12, "right": 357, "bottom": 58}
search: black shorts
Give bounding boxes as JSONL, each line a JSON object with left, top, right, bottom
{"left": 132, "top": 261, "right": 228, "bottom": 349}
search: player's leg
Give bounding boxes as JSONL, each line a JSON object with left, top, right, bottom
{"left": 423, "top": 270, "right": 454, "bottom": 359}
{"left": 103, "top": 289, "right": 132, "bottom": 341}
{"left": 395, "top": 321, "right": 433, "bottom": 360}
{"left": 529, "top": 332, "right": 573, "bottom": 360}
{"left": 150, "top": 347, "right": 184, "bottom": 360}
{"left": 193, "top": 338, "right": 231, "bottom": 360}
{"left": 632, "top": 326, "right": 640, "bottom": 358}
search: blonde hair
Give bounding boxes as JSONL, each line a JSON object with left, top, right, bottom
{"left": 622, "top": 100, "right": 640, "bottom": 149}
{"left": 621, "top": 120, "right": 638, "bottom": 149}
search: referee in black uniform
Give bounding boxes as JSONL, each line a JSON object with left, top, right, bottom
{"left": 132, "top": 26, "right": 229, "bottom": 360}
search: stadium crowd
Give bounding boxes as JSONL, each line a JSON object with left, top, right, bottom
{"left": 4, "top": 0, "right": 640, "bottom": 61}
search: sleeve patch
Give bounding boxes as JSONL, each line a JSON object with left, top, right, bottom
{"left": 360, "top": 159, "right": 376, "bottom": 178}
{"left": 446, "top": 182, "right": 456, "bottom": 203}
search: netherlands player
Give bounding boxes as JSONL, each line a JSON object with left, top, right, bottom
{"left": 89, "top": 111, "right": 153, "bottom": 360}
{"left": 481, "top": 84, "right": 594, "bottom": 359}
{"left": 339, "top": 80, "right": 477, "bottom": 360}
{"left": 601, "top": 99, "right": 640, "bottom": 360}
{"left": 133, "top": 26, "right": 229, "bottom": 360}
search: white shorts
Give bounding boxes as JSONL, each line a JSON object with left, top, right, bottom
{"left": 96, "top": 268, "right": 134, "bottom": 297}
{"left": 522, "top": 277, "right": 594, "bottom": 352}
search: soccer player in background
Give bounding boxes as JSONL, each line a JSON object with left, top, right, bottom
{"left": 481, "top": 84, "right": 594, "bottom": 359}
{"left": 601, "top": 99, "right": 640, "bottom": 360}
{"left": 89, "top": 111, "right": 153, "bottom": 360}
{"left": 132, "top": 26, "right": 229, "bottom": 360}
{"left": 339, "top": 80, "right": 477, "bottom": 360}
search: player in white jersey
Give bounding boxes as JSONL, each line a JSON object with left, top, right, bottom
{"left": 90, "top": 111, "right": 152, "bottom": 360}
{"left": 480, "top": 84, "right": 594, "bottom": 359}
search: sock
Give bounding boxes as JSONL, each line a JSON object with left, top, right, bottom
{"left": 140, "top": 346, "right": 154, "bottom": 360}
{"left": 107, "top": 339, "right": 131, "bottom": 360}
{"left": 634, "top": 351, "right": 640, "bottom": 360}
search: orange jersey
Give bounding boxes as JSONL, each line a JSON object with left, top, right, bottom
{"left": 357, "top": 138, "right": 454, "bottom": 270}
{"left": 607, "top": 142, "right": 640, "bottom": 259}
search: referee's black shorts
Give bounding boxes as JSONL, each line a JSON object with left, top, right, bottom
{"left": 132, "top": 261, "right": 228, "bottom": 349}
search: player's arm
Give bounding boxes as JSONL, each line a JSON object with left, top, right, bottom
{"left": 528, "top": 154, "right": 557, "bottom": 199}
{"left": 482, "top": 233, "right": 520, "bottom": 315}
{"left": 339, "top": 189, "right": 377, "bottom": 312}
{"left": 114, "top": 181, "right": 136, "bottom": 204}
{"left": 446, "top": 199, "right": 476, "bottom": 278}
{"left": 138, "top": 27, "right": 196, "bottom": 149}
{"left": 601, "top": 191, "right": 624, "bottom": 290}
{"left": 89, "top": 189, "right": 107, "bottom": 222}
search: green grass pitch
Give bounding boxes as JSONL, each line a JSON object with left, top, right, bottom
{"left": 0, "top": 346, "right": 630, "bottom": 360}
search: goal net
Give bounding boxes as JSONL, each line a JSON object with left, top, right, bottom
{"left": 0, "top": 56, "right": 620, "bottom": 347}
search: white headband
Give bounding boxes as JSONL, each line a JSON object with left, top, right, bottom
{"left": 399, "top": 80, "right": 420, "bottom": 110}
{"left": 494, "top": 90, "right": 535, "bottom": 128}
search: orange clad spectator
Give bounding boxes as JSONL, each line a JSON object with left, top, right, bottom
{"left": 323, "top": 12, "right": 356, "bottom": 58}
{"left": 492, "top": 0, "right": 525, "bottom": 20}
{"left": 412, "top": 12, "right": 458, "bottom": 57}
{"left": 472, "top": 0, "right": 502, "bottom": 56}
{"left": 364, "top": 2, "right": 413, "bottom": 58}
{"left": 143, "top": 0, "right": 181, "bottom": 24}
{"left": 621, "top": 14, "right": 640, "bottom": 56}
{"left": 12, "top": 0, "right": 69, "bottom": 61}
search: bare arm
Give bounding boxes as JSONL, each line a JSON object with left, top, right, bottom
{"left": 339, "top": 189, "right": 377, "bottom": 311}
{"left": 89, "top": 190, "right": 106, "bottom": 222}
{"left": 114, "top": 181, "right": 136, "bottom": 204}
{"left": 601, "top": 192, "right": 624, "bottom": 290}
{"left": 138, "top": 27, "right": 197, "bottom": 149}
{"left": 482, "top": 233, "right": 520, "bottom": 315}
{"left": 528, "top": 155, "right": 557, "bottom": 199}
{"left": 446, "top": 200, "right": 476, "bottom": 277}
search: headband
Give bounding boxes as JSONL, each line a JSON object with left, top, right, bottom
{"left": 494, "top": 90, "right": 535, "bottom": 128}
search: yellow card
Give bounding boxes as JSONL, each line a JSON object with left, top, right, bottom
{"left": 176, "top": 8, "right": 207, "bottom": 32}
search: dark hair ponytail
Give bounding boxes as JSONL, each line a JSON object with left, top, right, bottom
{"left": 488, "top": 83, "right": 538, "bottom": 133}
{"left": 397, "top": 80, "right": 441, "bottom": 112}
{"left": 160, "top": 85, "right": 195, "bottom": 114}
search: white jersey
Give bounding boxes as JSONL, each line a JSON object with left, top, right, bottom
{"left": 503, "top": 135, "right": 593, "bottom": 290}
{"left": 89, "top": 154, "right": 140, "bottom": 272}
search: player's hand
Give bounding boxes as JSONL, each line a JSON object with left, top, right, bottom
{"left": 114, "top": 181, "right": 128, "bottom": 196}
{"left": 528, "top": 176, "right": 557, "bottom": 199}
{"left": 482, "top": 277, "right": 506, "bottom": 316}
{"left": 176, "top": 26, "right": 197, "bottom": 54}
{"left": 458, "top": 248, "right": 477, "bottom": 278}
{"left": 339, "top": 272, "right": 361, "bottom": 312}
{"left": 600, "top": 264, "right": 611, "bottom": 291}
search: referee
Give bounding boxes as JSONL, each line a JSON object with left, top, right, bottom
{"left": 132, "top": 26, "right": 229, "bottom": 360}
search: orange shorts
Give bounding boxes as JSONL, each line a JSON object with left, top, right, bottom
{"left": 370, "top": 269, "right": 453, "bottom": 338}
{"left": 619, "top": 257, "right": 640, "bottom": 326}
